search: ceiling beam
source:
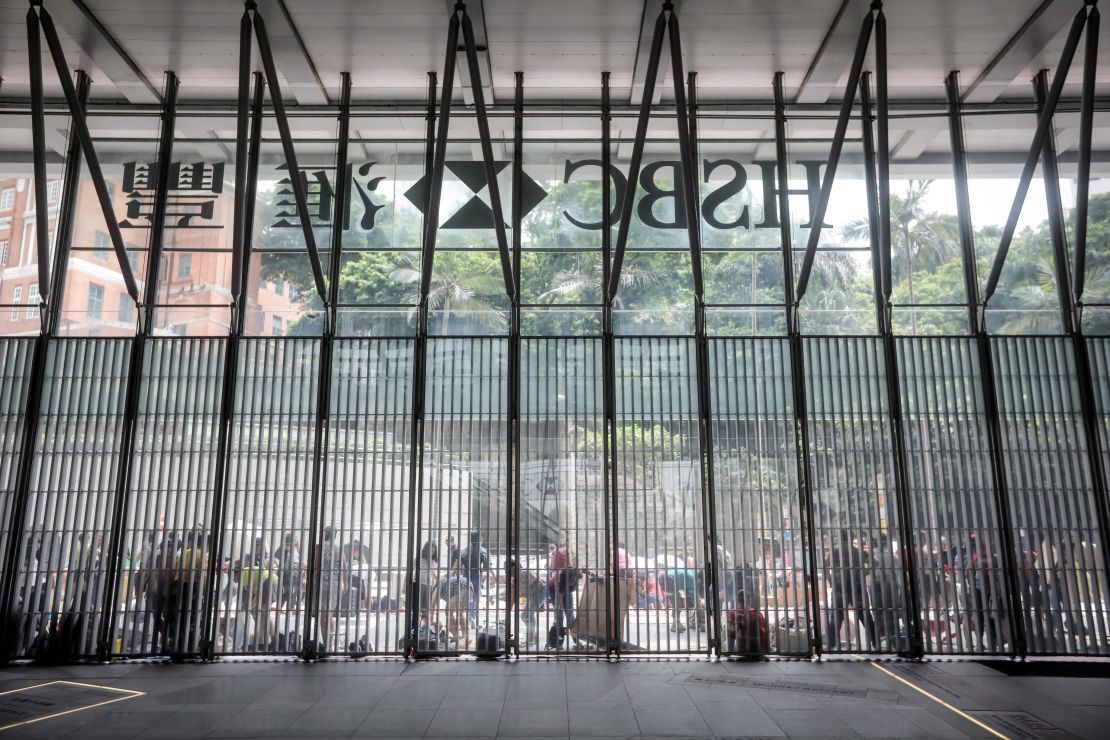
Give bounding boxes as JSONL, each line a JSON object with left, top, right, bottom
{"left": 962, "top": 0, "right": 1077, "bottom": 104}
{"left": 47, "top": 0, "right": 160, "bottom": 104}
{"left": 629, "top": 0, "right": 681, "bottom": 105}
{"left": 452, "top": 0, "right": 495, "bottom": 106}
{"left": 890, "top": 121, "right": 945, "bottom": 160}
{"left": 794, "top": 0, "right": 870, "bottom": 105}
{"left": 256, "top": 0, "right": 329, "bottom": 105}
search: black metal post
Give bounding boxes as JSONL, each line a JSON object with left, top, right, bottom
{"left": 45, "top": 70, "right": 91, "bottom": 336}
{"left": 680, "top": 67, "right": 721, "bottom": 656}
{"left": 460, "top": 5, "right": 515, "bottom": 302}
{"left": 601, "top": 71, "right": 620, "bottom": 658}
{"left": 608, "top": 6, "right": 666, "bottom": 300}
{"left": 1075, "top": 6, "right": 1100, "bottom": 306}
{"left": 27, "top": 6, "right": 50, "bottom": 305}
{"left": 794, "top": 7, "right": 875, "bottom": 303}
{"left": 231, "top": 5, "right": 252, "bottom": 308}
{"left": 249, "top": 3, "right": 327, "bottom": 303}
{"left": 507, "top": 70, "right": 524, "bottom": 655}
{"left": 774, "top": 71, "right": 822, "bottom": 658}
{"left": 303, "top": 72, "right": 352, "bottom": 660}
{"left": 1033, "top": 64, "right": 1110, "bottom": 641}
{"left": 982, "top": 6, "right": 1087, "bottom": 307}
{"left": 870, "top": 12, "right": 925, "bottom": 655}
{"left": 97, "top": 71, "right": 180, "bottom": 661}
{"left": 1033, "top": 71, "right": 1076, "bottom": 335}
{"left": 859, "top": 74, "right": 885, "bottom": 332}
{"left": 404, "top": 69, "right": 440, "bottom": 657}
{"left": 0, "top": 66, "right": 92, "bottom": 662}
{"left": 202, "top": 71, "right": 265, "bottom": 661}
{"left": 946, "top": 71, "right": 1026, "bottom": 658}
{"left": 34, "top": 3, "right": 140, "bottom": 303}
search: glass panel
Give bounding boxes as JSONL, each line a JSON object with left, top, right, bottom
{"left": 214, "top": 338, "right": 320, "bottom": 654}
{"left": 518, "top": 337, "right": 607, "bottom": 654}
{"left": 0, "top": 115, "right": 69, "bottom": 335}
{"left": 964, "top": 112, "right": 1061, "bottom": 334}
{"left": 416, "top": 337, "right": 507, "bottom": 654}
{"left": 788, "top": 118, "right": 877, "bottom": 335}
{"left": 614, "top": 337, "right": 706, "bottom": 652}
{"left": 11, "top": 338, "right": 131, "bottom": 658}
{"left": 320, "top": 338, "right": 413, "bottom": 655}
{"left": 898, "top": 337, "right": 1010, "bottom": 654}
{"left": 114, "top": 338, "right": 225, "bottom": 656}
{"left": 0, "top": 339, "right": 35, "bottom": 592}
{"left": 804, "top": 337, "right": 908, "bottom": 653}
{"left": 709, "top": 338, "right": 808, "bottom": 655}
{"left": 993, "top": 336, "right": 1109, "bottom": 654}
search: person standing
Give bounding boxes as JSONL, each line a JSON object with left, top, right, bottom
{"left": 457, "top": 531, "right": 489, "bottom": 627}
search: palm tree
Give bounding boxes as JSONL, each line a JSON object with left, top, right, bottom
{"left": 536, "top": 251, "right": 659, "bottom": 305}
{"left": 842, "top": 180, "right": 960, "bottom": 332}
{"left": 389, "top": 252, "right": 506, "bottom": 334}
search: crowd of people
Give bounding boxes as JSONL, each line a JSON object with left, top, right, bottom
{"left": 8, "top": 522, "right": 1106, "bottom": 657}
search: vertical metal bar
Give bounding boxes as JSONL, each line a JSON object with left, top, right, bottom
{"left": 795, "top": 7, "right": 875, "bottom": 303}
{"left": 874, "top": 7, "right": 892, "bottom": 306}
{"left": 460, "top": 7, "right": 515, "bottom": 302}
{"left": 774, "top": 72, "right": 821, "bottom": 657}
{"left": 36, "top": 5, "right": 140, "bottom": 303}
{"left": 608, "top": 7, "right": 667, "bottom": 301}
{"left": 859, "top": 73, "right": 885, "bottom": 333}
{"left": 507, "top": 70, "right": 524, "bottom": 655}
{"left": 404, "top": 71, "right": 438, "bottom": 657}
{"left": 945, "top": 74, "right": 1026, "bottom": 657}
{"left": 250, "top": 7, "right": 327, "bottom": 302}
{"left": 96, "top": 71, "right": 181, "bottom": 661}
{"left": 47, "top": 71, "right": 91, "bottom": 337}
{"left": 303, "top": 72, "right": 352, "bottom": 659}
{"left": 681, "top": 68, "right": 720, "bottom": 656}
{"left": 1033, "top": 71, "right": 1076, "bottom": 335}
{"left": 944, "top": 73, "right": 982, "bottom": 334}
{"left": 202, "top": 71, "right": 265, "bottom": 660}
{"left": 1074, "top": 7, "right": 1099, "bottom": 307}
{"left": 982, "top": 6, "right": 1087, "bottom": 306}
{"left": 142, "top": 73, "right": 180, "bottom": 337}
{"left": 26, "top": 7, "right": 50, "bottom": 308}
{"left": 0, "top": 60, "right": 92, "bottom": 662}
{"left": 600, "top": 71, "right": 619, "bottom": 657}
{"left": 420, "top": 16, "right": 459, "bottom": 299}
{"left": 668, "top": 20, "right": 702, "bottom": 299}
{"left": 231, "top": 6, "right": 252, "bottom": 307}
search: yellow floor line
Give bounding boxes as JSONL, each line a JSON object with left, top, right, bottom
{"left": 871, "top": 662, "right": 1009, "bottom": 740}
{"left": 0, "top": 680, "right": 145, "bottom": 732}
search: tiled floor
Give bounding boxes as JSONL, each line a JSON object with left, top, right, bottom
{"left": 0, "top": 657, "right": 1107, "bottom": 739}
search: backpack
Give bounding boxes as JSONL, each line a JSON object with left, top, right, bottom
{"left": 475, "top": 625, "right": 504, "bottom": 656}
{"left": 727, "top": 607, "right": 769, "bottom": 654}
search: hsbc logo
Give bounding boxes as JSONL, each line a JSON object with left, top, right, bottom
{"left": 403, "top": 158, "right": 830, "bottom": 231}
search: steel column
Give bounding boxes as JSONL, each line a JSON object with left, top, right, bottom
{"left": 249, "top": 2, "right": 327, "bottom": 302}
{"left": 26, "top": 6, "right": 50, "bottom": 307}
{"left": 795, "top": 5, "right": 875, "bottom": 304}
{"left": 982, "top": 5, "right": 1088, "bottom": 307}
{"left": 202, "top": 72, "right": 265, "bottom": 660}
{"left": 774, "top": 72, "right": 822, "bottom": 658}
{"left": 1033, "top": 71, "right": 1076, "bottom": 335}
{"left": 404, "top": 71, "right": 438, "bottom": 657}
{"left": 507, "top": 71, "right": 524, "bottom": 654}
{"left": 1075, "top": 6, "right": 1100, "bottom": 305}
{"left": 601, "top": 71, "right": 620, "bottom": 657}
{"left": 946, "top": 71, "right": 1026, "bottom": 658}
{"left": 31, "top": 2, "right": 140, "bottom": 303}
{"left": 97, "top": 71, "right": 180, "bottom": 660}
{"left": 682, "top": 69, "right": 721, "bottom": 656}
{"left": 303, "top": 72, "right": 352, "bottom": 659}
{"left": 1033, "top": 65, "right": 1110, "bottom": 638}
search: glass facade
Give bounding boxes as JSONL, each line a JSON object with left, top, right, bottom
{"left": 2, "top": 82, "right": 1110, "bottom": 663}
